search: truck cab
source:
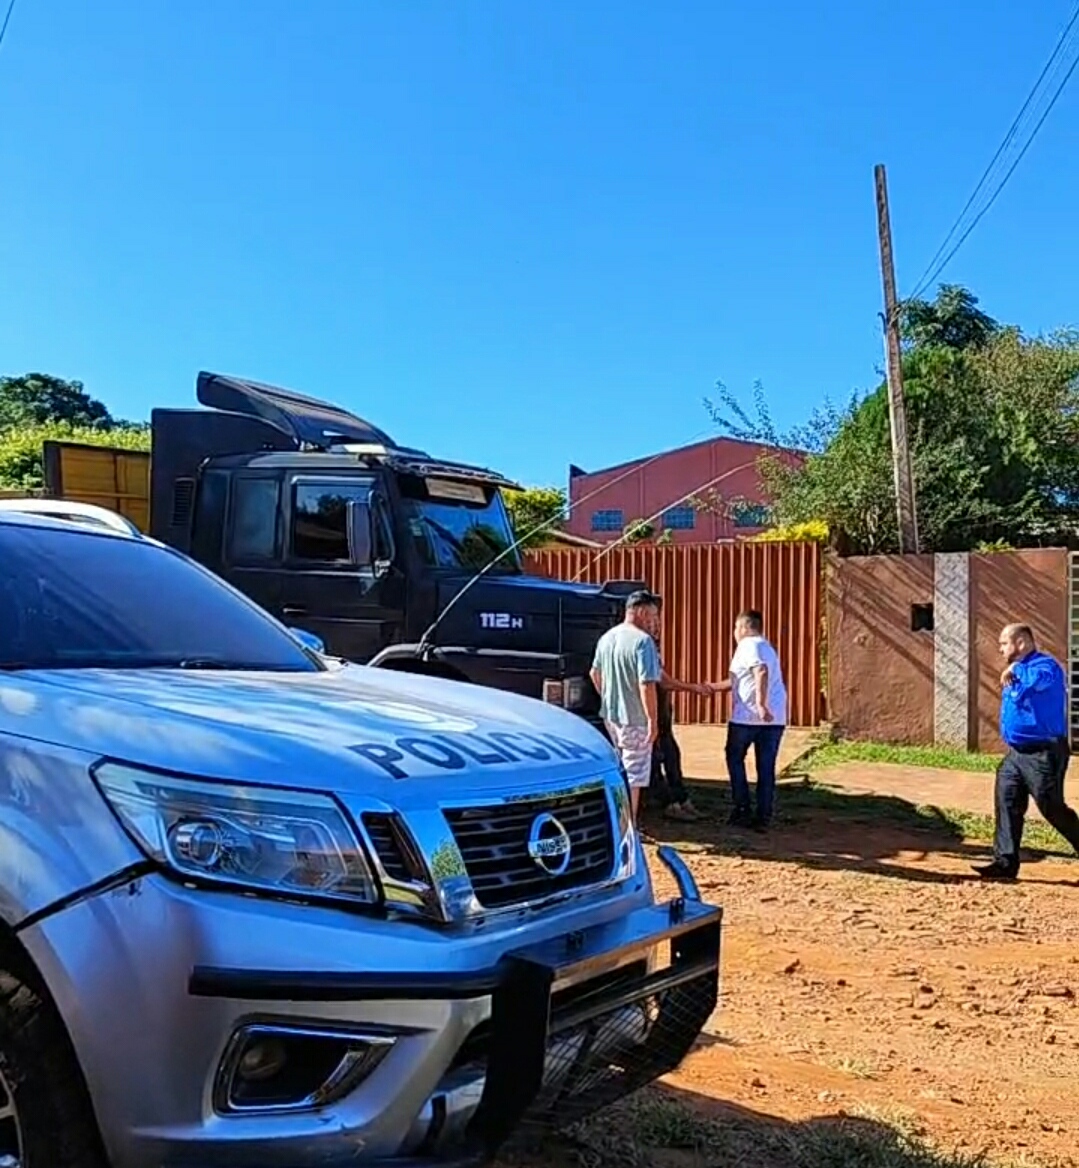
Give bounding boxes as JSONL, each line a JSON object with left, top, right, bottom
{"left": 111, "top": 371, "right": 636, "bottom": 721}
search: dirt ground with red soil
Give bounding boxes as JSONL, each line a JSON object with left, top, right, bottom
{"left": 507, "top": 747, "right": 1079, "bottom": 1168}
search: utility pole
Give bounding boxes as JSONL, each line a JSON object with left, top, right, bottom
{"left": 874, "top": 163, "right": 920, "bottom": 555}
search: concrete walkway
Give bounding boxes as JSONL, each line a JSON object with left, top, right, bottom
{"left": 671, "top": 726, "right": 1030, "bottom": 823}
{"left": 674, "top": 723, "right": 819, "bottom": 784}
{"left": 810, "top": 760, "right": 1004, "bottom": 819}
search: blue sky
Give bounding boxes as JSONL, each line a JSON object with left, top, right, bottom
{"left": 1, "top": 1, "right": 1077, "bottom": 488}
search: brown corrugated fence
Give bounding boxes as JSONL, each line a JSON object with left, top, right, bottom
{"left": 524, "top": 542, "right": 822, "bottom": 727}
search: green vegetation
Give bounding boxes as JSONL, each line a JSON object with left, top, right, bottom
{"left": 750, "top": 518, "right": 829, "bottom": 543}
{"left": 710, "top": 285, "right": 1079, "bottom": 554}
{"left": 503, "top": 486, "right": 568, "bottom": 548}
{"left": 799, "top": 740, "right": 1000, "bottom": 774}
{"left": 0, "top": 374, "right": 149, "bottom": 490}
{"left": 784, "top": 744, "right": 1073, "bottom": 853}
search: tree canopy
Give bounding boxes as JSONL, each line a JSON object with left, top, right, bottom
{"left": 0, "top": 374, "right": 149, "bottom": 490}
{"left": 502, "top": 486, "right": 568, "bottom": 548}
{"left": 710, "top": 286, "right": 1079, "bottom": 554}
{"left": 0, "top": 374, "right": 113, "bottom": 431}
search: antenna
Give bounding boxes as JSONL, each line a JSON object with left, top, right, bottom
{"left": 416, "top": 427, "right": 714, "bottom": 656}
{"left": 571, "top": 455, "right": 764, "bottom": 582}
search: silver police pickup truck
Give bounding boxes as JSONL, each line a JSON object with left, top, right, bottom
{"left": 0, "top": 506, "right": 721, "bottom": 1168}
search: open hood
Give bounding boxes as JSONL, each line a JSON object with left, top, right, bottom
{"left": 196, "top": 371, "right": 398, "bottom": 451}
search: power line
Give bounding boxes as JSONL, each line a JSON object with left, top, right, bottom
{"left": 0, "top": 0, "right": 17, "bottom": 53}
{"left": 914, "top": 48, "right": 1079, "bottom": 301}
{"left": 905, "top": 2, "right": 1079, "bottom": 304}
{"left": 572, "top": 456, "right": 764, "bottom": 582}
{"left": 416, "top": 424, "right": 716, "bottom": 652}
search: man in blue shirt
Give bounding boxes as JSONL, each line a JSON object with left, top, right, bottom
{"left": 975, "top": 623, "right": 1079, "bottom": 880}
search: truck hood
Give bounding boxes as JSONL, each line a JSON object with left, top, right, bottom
{"left": 433, "top": 572, "right": 625, "bottom": 660}
{"left": 0, "top": 663, "right": 618, "bottom": 804}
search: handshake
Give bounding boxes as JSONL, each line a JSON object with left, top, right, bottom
{"left": 688, "top": 681, "right": 728, "bottom": 697}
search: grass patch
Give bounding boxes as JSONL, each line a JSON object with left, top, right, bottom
{"left": 511, "top": 1090, "right": 1012, "bottom": 1168}
{"left": 937, "top": 805, "right": 1063, "bottom": 854}
{"left": 799, "top": 741, "right": 1001, "bottom": 775}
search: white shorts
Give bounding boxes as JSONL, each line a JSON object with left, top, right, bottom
{"left": 607, "top": 723, "right": 653, "bottom": 789}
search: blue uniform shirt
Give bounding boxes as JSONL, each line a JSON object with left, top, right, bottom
{"left": 1000, "top": 650, "right": 1067, "bottom": 748}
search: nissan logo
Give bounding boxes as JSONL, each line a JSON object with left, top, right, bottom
{"left": 527, "top": 812, "right": 572, "bottom": 877}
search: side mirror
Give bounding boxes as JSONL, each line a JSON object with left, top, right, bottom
{"left": 289, "top": 627, "right": 326, "bottom": 655}
{"left": 346, "top": 499, "right": 374, "bottom": 567}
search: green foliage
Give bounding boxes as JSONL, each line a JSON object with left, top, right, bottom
{"left": 713, "top": 286, "right": 1079, "bottom": 554}
{"left": 502, "top": 486, "right": 567, "bottom": 548}
{"left": 900, "top": 283, "right": 999, "bottom": 351}
{"left": 751, "top": 519, "right": 829, "bottom": 543}
{"left": 622, "top": 518, "right": 654, "bottom": 544}
{"left": 0, "top": 423, "right": 150, "bottom": 490}
{"left": 0, "top": 373, "right": 113, "bottom": 430}
{"left": 0, "top": 372, "right": 150, "bottom": 491}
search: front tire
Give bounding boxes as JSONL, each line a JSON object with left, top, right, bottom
{"left": 0, "top": 954, "right": 108, "bottom": 1168}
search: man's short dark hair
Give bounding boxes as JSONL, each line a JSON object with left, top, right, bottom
{"left": 626, "top": 589, "right": 661, "bottom": 612}
{"left": 737, "top": 609, "right": 763, "bottom": 634}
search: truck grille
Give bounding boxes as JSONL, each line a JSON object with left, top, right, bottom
{"left": 444, "top": 786, "right": 615, "bottom": 910}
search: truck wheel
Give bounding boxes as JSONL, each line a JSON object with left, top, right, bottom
{"left": 0, "top": 956, "right": 109, "bottom": 1168}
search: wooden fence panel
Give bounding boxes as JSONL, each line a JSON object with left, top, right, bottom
{"left": 524, "top": 542, "right": 822, "bottom": 727}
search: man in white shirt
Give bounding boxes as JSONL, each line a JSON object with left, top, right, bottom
{"left": 712, "top": 609, "right": 788, "bottom": 831}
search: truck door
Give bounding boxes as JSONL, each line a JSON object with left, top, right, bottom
{"left": 279, "top": 476, "right": 404, "bottom": 662}
{"left": 220, "top": 471, "right": 285, "bottom": 618}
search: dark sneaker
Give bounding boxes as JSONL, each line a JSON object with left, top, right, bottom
{"left": 973, "top": 861, "right": 1018, "bottom": 882}
{"left": 727, "top": 808, "right": 752, "bottom": 828}
{"left": 750, "top": 816, "right": 771, "bottom": 833}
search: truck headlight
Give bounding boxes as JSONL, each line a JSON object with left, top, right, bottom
{"left": 94, "top": 763, "right": 378, "bottom": 905}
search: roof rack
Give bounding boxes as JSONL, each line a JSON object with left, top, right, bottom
{"left": 0, "top": 499, "right": 141, "bottom": 536}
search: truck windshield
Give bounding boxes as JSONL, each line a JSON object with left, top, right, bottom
{"left": 0, "top": 523, "right": 321, "bottom": 673}
{"left": 397, "top": 476, "right": 521, "bottom": 574}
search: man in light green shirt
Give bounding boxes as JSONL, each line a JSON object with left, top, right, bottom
{"left": 590, "top": 590, "right": 662, "bottom": 820}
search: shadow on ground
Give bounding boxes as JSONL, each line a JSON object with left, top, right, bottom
{"left": 501, "top": 1083, "right": 997, "bottom": 1168}
{"left": 640, "top": 770, "right": 1076, "bottom": 886}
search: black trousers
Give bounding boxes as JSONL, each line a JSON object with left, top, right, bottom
{"left": 650, "top": 725, "right": 689, "bottom": 807}
{"left": 994, "top": 737, "right": 1079, "bottom": 871}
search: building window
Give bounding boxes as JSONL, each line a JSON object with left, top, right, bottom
{"left": 662, "top": 506, "right": 696, "bottom": 531}
{"left": 732, "top": 502, "right": 770, "bottom": 528}
{"left": 591, "top": 509, "right": 624, "bottom": 533}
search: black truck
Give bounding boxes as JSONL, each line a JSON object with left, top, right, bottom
{"left": 45, "top": 371, "right": 637, "bottom": 723}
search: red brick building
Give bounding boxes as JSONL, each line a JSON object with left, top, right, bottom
{"left": 564, "top": 436, "right": 799, "bottom": 544}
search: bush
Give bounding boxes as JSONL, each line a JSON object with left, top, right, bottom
{"left": 751, "top": 519, "right": 829, "bottom": 543}
{"left": 0, "top": 423, "right": 150, "bottom": 490}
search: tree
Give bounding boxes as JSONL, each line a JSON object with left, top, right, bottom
{"left": 0, "top": 374, "right": 113, "bottom": 431}
{"left": 899, "top": 283, "right": 999, "bottom": 351}
{"left": 503, "top": 486, "right": 568, "bottom": 548}
{"left": 712, "top": 286, "right": 1079, "bottom": 554}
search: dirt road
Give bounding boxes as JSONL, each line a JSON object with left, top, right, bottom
{"left": 513, "top": 762, "right": 1079, "bottom": 1168}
